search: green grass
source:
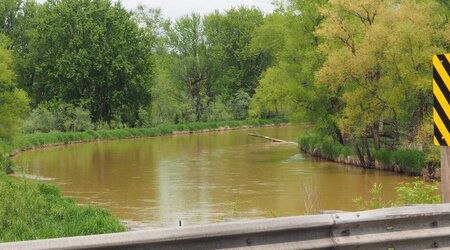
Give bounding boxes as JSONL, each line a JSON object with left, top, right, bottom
{"left": 0, "top": 173, "right": 125, "bottom": 242}
{"left": 299, "top": 133, "right": 428, "bottom": 172}
{"left": 11, "top": 118, "right": 288, "bottom": 154}
{"left": 0, "top": 153, "right": 13, "bottom": 174}
{"left": 298, "top": 134, "right": 354, "bottom": 158}
{"left": 373, "top": 148, "right": 427, "bottom": 171}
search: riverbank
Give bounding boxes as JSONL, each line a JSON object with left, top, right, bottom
{"left": 0, "top": 173, "right": 125, "bottom": 242}
{"left": 297, "top": 134, "right": 439, "bottom": 179}
{"left": 2, "top": 118, "right": 288, "bottom": 161}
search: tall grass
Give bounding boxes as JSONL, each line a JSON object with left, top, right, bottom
{"left": 373, "top": 148, "right": 427, "bottom": 171}
{"left": 0, "top": 173, "right": 125, "bottom": 242}
{"left": 298, "top": 134, "right": 354, "bottom": 158}
{"left": 299, "top": 133, "right": 428, "bottom": 172}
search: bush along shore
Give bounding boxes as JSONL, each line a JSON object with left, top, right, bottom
{"left": 298, "top": 133, "right": 439, "bottom": 179}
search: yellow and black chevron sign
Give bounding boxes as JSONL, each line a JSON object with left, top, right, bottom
{"left": 434, "top": 54, "right": 450, "bottom": 146}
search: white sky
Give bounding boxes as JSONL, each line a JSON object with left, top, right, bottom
{"left": 118, "top": 0, "right": 275, "bottom": 19}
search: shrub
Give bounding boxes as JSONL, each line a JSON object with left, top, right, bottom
{"left": 204, "top": 96, "right": 233, "bottom": 122}
{"left": 353, "top": 183, "right": 391, "bottom": 210}
{"left": 23, "top": 105, "right": 57, "bottom": 133}
{"left": 228, "top": 90, "right": 251, "bottom": 120}
{"left": 71, "top": 107, "right": 94, "bottom": 131}
{"left": 137, "top": 107, "right": 152, "bottom": 128}
{"left": 353, "top": 180, "right": 440, "bottom": 210}
{"left": 109, "top": 114, "right": 126, "bottom": 130}
{"left": 24, "top": 103, "right": 94, "bottom": 133}
{"left": 95, "top": 121, "right": 110, "bottom": 130}
{"left": 392, "top": 149, "right": 427, "bottom": 171}
{"left": 395, "top": 179, "right": 440, "bottom": 205}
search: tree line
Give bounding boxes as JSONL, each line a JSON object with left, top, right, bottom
{"left": 0, "top": 0, "right": 273, "bottom": 136}
{"left": 0, "top": 0, "right": 449, "bottom": 163}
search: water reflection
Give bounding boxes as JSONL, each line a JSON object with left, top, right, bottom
{"left": 14, "top": 126, "right": 413, "bottom": 227}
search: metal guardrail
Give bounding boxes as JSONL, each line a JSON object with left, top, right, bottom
{"left": 2, "top": 204, "right": 450, "bottom": 250}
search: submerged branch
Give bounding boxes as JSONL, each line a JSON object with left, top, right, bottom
{"left": 248, "top": 133, "right": 298, "bottom": 145}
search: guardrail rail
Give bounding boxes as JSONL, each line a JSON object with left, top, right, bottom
{"left": 2, "top": 204, "right": 450, "bottom": 249}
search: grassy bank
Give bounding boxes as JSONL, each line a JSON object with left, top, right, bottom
{"left": 0, "top": 173, "right": 125, "bottom": 242}
{"left": 1, "top": 118, "right": 288, "bottom": 157}
{"left": 298, "top": 133, "right": 434, "bottom": 177}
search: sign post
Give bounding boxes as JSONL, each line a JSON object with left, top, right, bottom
{"left": 433, "top": 54, "right": 450, "bottom": 203}
{"left": 442, "top": 147, "right": 450, "bottom": 202}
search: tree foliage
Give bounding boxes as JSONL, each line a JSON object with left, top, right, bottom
{"left": 164, "top": 13, "right": 209, "bottom": 121}
{"left": 249, "top": 0, "right": 448, "bottom": 167}
{"left": 0, "top": 34, "right": 28, "bottom": 141}
{"left": 204, "top": 7, "right": 269, "bottom": 97}
{"left": 26, "top": 0, "right": 154, "bottom": 125}
{"left": 0, "top": 0, "right": 448, "bottom": 148}
{"left": 315, "top": 0, "right": 448, "bottom": 166}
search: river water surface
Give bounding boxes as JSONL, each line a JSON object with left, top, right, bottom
{"left": 13, "top": 126, "right": 413, "bottom": 227}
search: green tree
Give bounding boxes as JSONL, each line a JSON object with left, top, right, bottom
{"left": 28, "top": 0, "right": 154, "bottom": 125}
{"left": 0, "top": 0, "right": 39, "bottom": 96}
{"left": 250, "top": 0, "right": 330, "bottom": 128}
{"left": 0, "top": 35, "right": 29, "bottom": 141}
{"left": 204, "top": 7, "right": 270, "bottom": 98}
{"left": 315, "top": 0, "right": 448, "bottom": 166}
{"left": 150, "top": 63, "right": 197, "bottom": 124}
{"left": 164, "top": 13, "right": 210, "bottom": 121}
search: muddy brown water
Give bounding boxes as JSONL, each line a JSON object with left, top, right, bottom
{"left": 13, "top": 126, "right": 413, "bottom": 227}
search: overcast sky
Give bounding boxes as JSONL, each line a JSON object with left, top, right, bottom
{"left": 118, "top": 0, "right": 275, "bottom": 19}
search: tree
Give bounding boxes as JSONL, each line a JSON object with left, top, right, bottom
{"left": 164, "top": 13, "right": 210, "bottom": 121}
{"left": 249, "top": 0, "right": 329, "bottom": 126}
{"left": 28, "top": 0, "right": 154, "bottom": 125}
{"left": 135, "top": 6, "right": 274, "bottom": 123}
{"left": 315, "top": 0, "right": 448, "bottom": 166}
{"left": 204, "top": 7, "right": 269, "bottom": 98}
{"left": 0, "top": 34, "right": 29, "bottom": 141}
{"left": 0, "top": 0, "right": 39, "bottom": 96}
{"left": 133, "top": 5, "right": 169, "bottom": 54}
{"left": 150, "top": 63, "right": 197, "bottom": 124}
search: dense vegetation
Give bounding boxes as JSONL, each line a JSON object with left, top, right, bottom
{"left": 0, "top": 0, "right": 448, "bottom": 242}
{"left": 252, "top": 0, "right": 449, "bottom": 171}
{"left": 1, "top": 0, "right": 448, "bottom": 158}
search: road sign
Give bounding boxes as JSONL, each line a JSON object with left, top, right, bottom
{"left": 434, "top": 54, "right": 450, "bottom": 145}
{"left": 434, "top": 54, "right": 450, "bottom": 203}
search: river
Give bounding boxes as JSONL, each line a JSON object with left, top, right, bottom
{"left": 13, "top": 126, "right": 413, "bottom": 228}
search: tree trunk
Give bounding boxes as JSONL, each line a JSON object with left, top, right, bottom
{"left": 363, "top": 138, "right": 375, "bottom": 168}
{"left": 195, "top": 96, "right": 202, "bottom": 122}
{"left": 373, "top": 125, "right": 381, "bottom": 150}
{"left": 354, "top": 142, "right": 366, "bottom": 167}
